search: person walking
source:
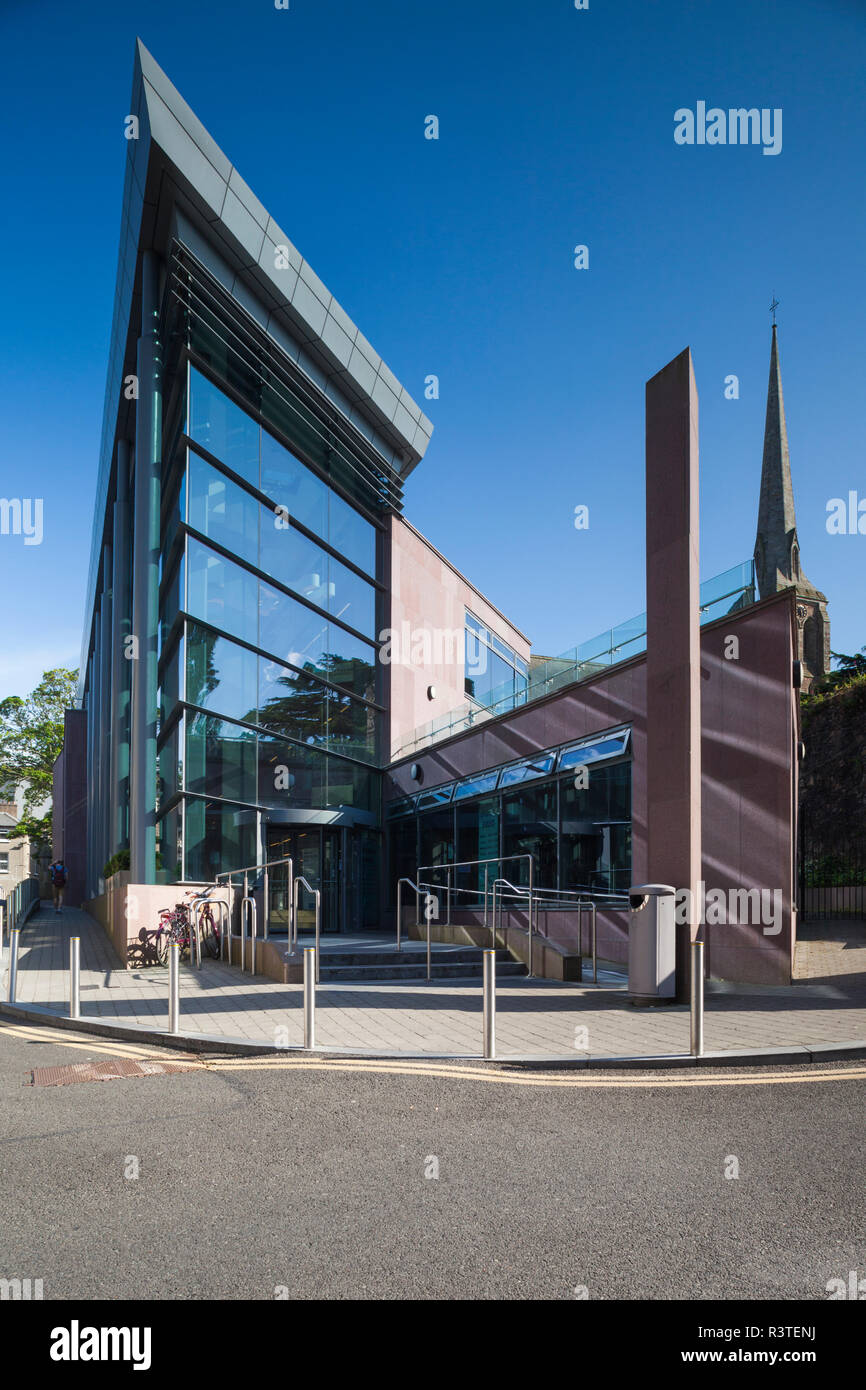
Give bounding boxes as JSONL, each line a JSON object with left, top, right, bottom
{"left": 49, "top": 860, "right": 68, "bottom": 915}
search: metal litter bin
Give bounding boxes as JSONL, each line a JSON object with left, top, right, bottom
{"left": 628, "top": 883, "right": 676, "bottom": 1005}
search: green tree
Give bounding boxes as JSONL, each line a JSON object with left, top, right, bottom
{"left": 0, "top": 668, "right": 78, "bottom": 846}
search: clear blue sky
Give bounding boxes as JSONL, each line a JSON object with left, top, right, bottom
{"left": 1, "top": 0, "right": 864, "bottom": 698}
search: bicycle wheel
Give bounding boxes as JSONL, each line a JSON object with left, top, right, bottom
{"left": 155, "top": 930, "right": 170, "bottom": 967}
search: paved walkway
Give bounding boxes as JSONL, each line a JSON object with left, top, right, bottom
{"left": 4, "top": 904, "right": 866, "bottom": 1058}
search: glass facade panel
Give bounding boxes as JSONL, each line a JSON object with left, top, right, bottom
{"left": 257, "top": 739, "right": 377, "bottom": 813}
{"left": 329, "top": 489, "right": 376, "bottom": 576}
{"left": 328, "top": 554, "right": 376, "bottom": 638}
{"left": 258, "top": 658, "right": 327, "bottom": 746}
{"left": 189, "top": 366, "right": 259, "bottom": 488}
{"left": 560, "top": 761, "right": 632, "bottom": 893}
{"left": 258, "top": 581, "right": 328, "bottom": 671}
{"left": 185, "top": 712, "right": 258, "bottom": 804}
{"left": 327, "top": 687, "right": 377, "bottom": 762}
{"left": 558, "top": 731, "right": 630, "bottom": 770}
{"left": 499, "top": 754, "right": 556, "bottom": 787}
{"left": 160, "top": 635, "right": 182, "bottom": 724}
{"left": 187, "top": 450, "right": 259, "bottom": 569}
{"left": 160, "top": 551, "right": 184, "bottom": 655}
{"left": 187, "top": 537, "right": 258, "bottom": 647}
{"left": 502, "top": 784, "right": 558, "bottom": 889}
{"left": 184, "top": 797, "right": 257, "bottom": 882}
{"left": 419, "top": 807, "right": 454, "bottom": 872}
{"left": 260, "top": 510, "right": 330, "bottom": 607}
{"left": 157, "top": 720, "right": 181, "bottom": 806}
{"left": 454, "top": 771, "right": 500, "bottom": 801}
{"left": 260, "top": 427, "right": 328, "bottom": 540}
{"left": 186, "top": 623, "right": 258, "bottom": 723}
{"left": 157, "top": 805, "right": 182, "bottom": 884}
{"left": 455, "top": 795, "right": 500, "bottom": 899}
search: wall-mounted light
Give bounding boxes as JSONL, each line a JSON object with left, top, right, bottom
{"left": 427, "top": 685, "right": 437, "bottom": 701}
{"left": 410, "top": 763, "right": 421, "bottom": 782}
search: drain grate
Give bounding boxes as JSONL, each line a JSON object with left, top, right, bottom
{"left": 30, "top": 1057, "right": 202, "bottom": 1087}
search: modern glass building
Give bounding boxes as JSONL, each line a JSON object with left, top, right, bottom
{"left": 62, "top": 42, "right": 797, "bottom": 990}
{"left": 74, "top": 41, "right": 433, "bottom": 932}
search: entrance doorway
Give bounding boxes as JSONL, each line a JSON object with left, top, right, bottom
{"left": 265, "top": 825, "right": 381, "bottom": 935}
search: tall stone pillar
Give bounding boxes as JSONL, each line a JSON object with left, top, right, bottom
{"left": 130, "top": 252, "right": 162, "bottom": 884}
{"left": 645, "top": 347, "right": 702, "bottom": 1002}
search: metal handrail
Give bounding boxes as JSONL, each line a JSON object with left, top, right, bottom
{"left": 491, "top": 876, "right": 536, "bottom": 974}
{"left": 240, "top": 895, "right": 257, "bottom": 974}
{"left": 294, "top": 876, "right": 321, "bottom": 983}
{"left": 395, "top": 877, "right": 424, "bottom": 951}
{"left": 216, "top": 856, "right": 294, "bottom": 947}
{"left": 417, "top": 853, "right": 534, "bottom": 956}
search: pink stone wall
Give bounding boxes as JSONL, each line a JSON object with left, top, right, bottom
{"left": 386, "top": 515, "right": 531, "bottom": 759}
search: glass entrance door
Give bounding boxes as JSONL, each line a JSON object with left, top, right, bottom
{"left": 266, "top": 826, "right": 343, "bottom": 934}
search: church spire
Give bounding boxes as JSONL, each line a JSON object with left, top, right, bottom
{"left": 754, "top": 321, "right": 820, "bottom": 601}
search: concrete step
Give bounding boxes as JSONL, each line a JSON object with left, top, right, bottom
{"left": 282, "top": 943, "right": 526, "bottom": 982}
{"left": 317, "top": 960, "right": 528, "bottom": 983}
{"left": 298, "top": 945, "right": 513, "bottom": 969}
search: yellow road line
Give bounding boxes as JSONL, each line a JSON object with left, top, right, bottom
{"left": 0, "top": 1021, "right": 184, "bottom": 1061}
{"left": 198, "top": 1056, "right": 866, "bottom": 1089}
{"left": 3, "top": 1021, "right": 865, "bottom": 1089}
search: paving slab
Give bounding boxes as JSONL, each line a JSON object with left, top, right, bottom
{"left": 3, "top": 904, "right": 866, "bottom": 1063}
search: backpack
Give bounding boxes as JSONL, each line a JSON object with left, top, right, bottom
{"left": 52, "top": 865, "right": 68, "bottom": 887}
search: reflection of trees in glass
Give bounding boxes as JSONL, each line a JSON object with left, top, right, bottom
{"left": 259, "top": 663, "right": 327, "bottom": 745}
{"left": 187, "top": 628, "right": 220, "bottom": 709}
{"left": 260, "top": 653, "right": 375, "bottom": 752}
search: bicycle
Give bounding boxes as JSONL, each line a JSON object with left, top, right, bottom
{"left": 137, "top": 887, "right": 222, "bottom": 967}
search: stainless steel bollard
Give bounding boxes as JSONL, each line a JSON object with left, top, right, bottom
{"left": 482, "top": 948, "right": 496, "bottom": 1060}
{"left": 168, "top": 943, "right": 180, "bottom": 1035}
{"left": 303, "top": 947, "right": 316, "bottom": 1049}
{"left": 591, "top": 903, "right": 598, "bottom": 984}
{"left": 69, "top": 936, "right": 81, "bottom": 1019}
{"left": 690, "top": 939, "right": 704, "bottom": 1057}
{"left": 7, "top": 929, "right": 20, "bottom": 1003}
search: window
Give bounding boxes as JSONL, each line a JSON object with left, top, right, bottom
{"left": 260, "top": 425, "right": 377, "bottom": 577}
{"left": 185, "top": 713, "right": 258, "bottom": 804}
{"left": 186, "top": 624, "right": 257, "bottom": 724}
{"left": 189, "top": 367, "right": 259, "bottom": 489}
{"left": 558, "top": 729, "right": 631, "bottom": 770}
{"left": 498, "top": 754, "right": 556, "bottom": 788}
{"left": 187, "top": 450, "right": 259, "bottom": 569}
{"left": 0, "top": 852, "right": 8, "bottom": 874}
{"left": 184, "top": 797, "right": 257, "bottom": 882}
{"left": 464, "top": 611, "right": 527, "bottom": 709}
{"left": 187, "top": 537, "right": 258, "bottom": 648}
{"left": 453, "top": 771, "right": 500, "bottom": 800}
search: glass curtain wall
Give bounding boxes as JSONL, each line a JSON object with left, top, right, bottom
{"left": 389, "top": 756, "right": 632, "bottom": 900}
{"left": 156, "top": 360, "right": 384, "bottom": 881}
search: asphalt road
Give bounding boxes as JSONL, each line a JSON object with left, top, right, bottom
{"left": 1, "top": 1021, "right": 864, "bottom": 1301}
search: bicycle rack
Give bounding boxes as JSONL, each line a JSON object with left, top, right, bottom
{"left": 194, "top": 897, "right": 229, "bottom": 969}
{"left": 240, "top": 895, "right": 257, "bottom": 975}
{"left": 293, "top": 876, "right": 321, "bottom": 983}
